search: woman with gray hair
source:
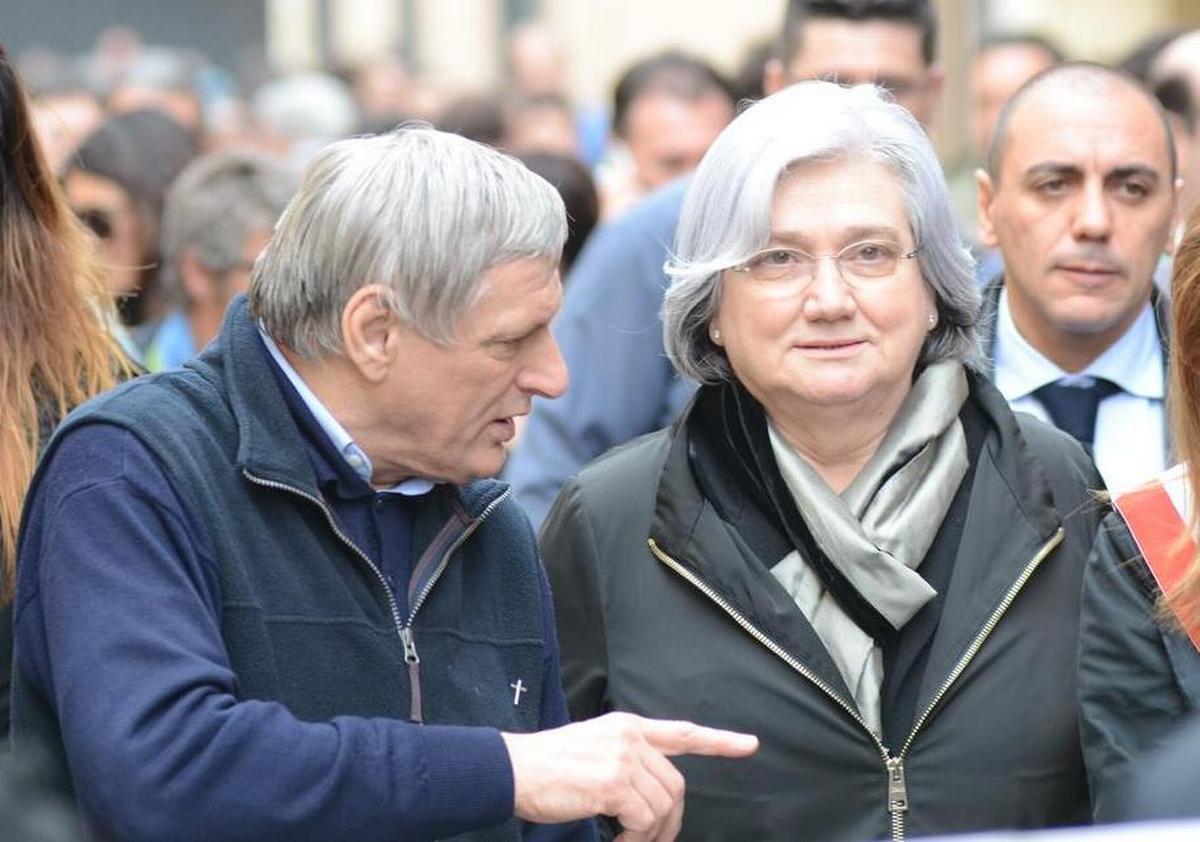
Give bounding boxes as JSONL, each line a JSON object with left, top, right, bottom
{"left": 541, "top": 80, "right": 1101, "bottom": 839}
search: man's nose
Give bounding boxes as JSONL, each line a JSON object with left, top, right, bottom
{"left": 520, "top": 330, "right": 569, "bottom": 400}
{"left": 1071, "top": 180, "right": 1112, "bottom": 241}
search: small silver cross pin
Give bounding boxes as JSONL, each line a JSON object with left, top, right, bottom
{"left": 510, "top": 679, "right": 527, "bottom": 706}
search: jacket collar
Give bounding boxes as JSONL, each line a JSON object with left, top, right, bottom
{"left": 915, "top": 371, "right": 1062, "bottom": 699}
{"left": 650, "top": 396, "right": 856, "bottom": 701}
{"left": 649, "top": 370, "right": 1063, "bottom": 715}
{"left": 686, "top": 380, "right": 905, "bottom": 645}
{"left": 204, "top": 295, "right": 508, "bottom": 520}
{"left": 980, "top": 273, "right": 1172, "bottom": 461}
{"left": 978, "top": 274, "right": 1171, "bottom": 380}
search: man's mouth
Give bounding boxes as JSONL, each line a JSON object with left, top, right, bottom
{"left": 1054, "top": 260, "right": 1121, "bottom": 279}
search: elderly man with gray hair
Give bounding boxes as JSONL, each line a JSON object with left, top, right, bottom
{"left": 11, "top": 126, "right": 756, "bottom": 842}
{"left": 145, "top": 150, "right": 297, "bottom": 371}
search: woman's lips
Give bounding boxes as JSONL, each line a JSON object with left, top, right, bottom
{"left": 795, "top": 339, "right": 866, "bottom": 358}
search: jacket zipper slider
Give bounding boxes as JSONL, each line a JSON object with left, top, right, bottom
{"left": 886, "top": 757, "right": 908, "bottom": 813}
{"left": 400, "top": 626, "right": 420, "bottom": 664}
{"left": 399, "top": 626, "right": 423, "bottom": 724}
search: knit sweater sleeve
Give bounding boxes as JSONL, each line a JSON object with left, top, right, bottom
{"left": 13, "top": 423, "right": 515, "bottom": 842}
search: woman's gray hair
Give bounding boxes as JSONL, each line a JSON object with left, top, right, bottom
{"left": 251, "top": 124, "right": 566, "bottom": 358}
{"left": 663, "top": 80, "right": 981, "bottom": 384}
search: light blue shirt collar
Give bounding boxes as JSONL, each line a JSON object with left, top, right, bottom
{"left": 993, "top": 288, "right": 1163, "bottom": 402}
{"left": 258, "top": 326, "right": 435, "bottom": 496}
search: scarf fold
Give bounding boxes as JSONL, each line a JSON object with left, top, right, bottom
{"left": 770, "top": 359, "right": 969, "bottom": 630}
{"left": 688, "top": 360, "right": 969, "bottom": 735}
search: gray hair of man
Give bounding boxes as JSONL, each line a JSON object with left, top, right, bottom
{"left": 663, "top": 80, "right": 981, "bottom": 385}
{"left": 160, "top": 150, "right": 298, "bottom": 307}
{"left": 251, "top": 124, "right": 567, "bottom": 358}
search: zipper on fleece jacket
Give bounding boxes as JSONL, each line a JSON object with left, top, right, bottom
{"left": 649, "top": 527, "right": 1063, "bottom": 842}
{"left": 399, "top": 489, "right": 512, "bottom": 722}
{"left": 245, "top": 470, "right": 510, "bottom": 724}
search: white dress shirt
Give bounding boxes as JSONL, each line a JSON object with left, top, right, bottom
{"left": 993, "top": 289, "right": 1165, "bottom": 493}
{"left": 258, "top": 326, "right": 435, "bottom": 496}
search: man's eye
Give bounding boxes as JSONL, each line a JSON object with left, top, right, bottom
{"left": 1036, "top": 179, "right": 1067, "bottom": 194}
{"left": 1119, "top": 180, "right": 1149, "bottom": 199}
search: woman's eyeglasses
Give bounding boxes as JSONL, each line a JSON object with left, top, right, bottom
{"left": 729, "top": 240, "right": 921, "bottom": 290}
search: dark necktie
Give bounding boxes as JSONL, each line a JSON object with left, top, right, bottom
{"left": 1032, "top": 378, "right": 1122, "bottom": 454}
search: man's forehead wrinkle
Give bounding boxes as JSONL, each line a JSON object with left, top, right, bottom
{"left": 1013, "top": 66, "right": 1167, "bottom": 130}
{"left": 1002, "top": 81, "right": 1171, "bottom": 176}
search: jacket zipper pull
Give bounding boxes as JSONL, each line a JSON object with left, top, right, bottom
{"left": 400, "top": 626, "right": 423, "bottom": 724}
{"left": 886, "top": 757, "right": 908, "bottom": 813}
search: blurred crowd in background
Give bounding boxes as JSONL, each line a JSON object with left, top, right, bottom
{"left": 7, "top": 1, "right": 1200, "bottom": 839}
{"left": 7, "top": 2, "right": 1200, "bottom": 382}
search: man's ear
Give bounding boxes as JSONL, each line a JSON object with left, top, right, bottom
{"left": 976, "top": 168, "right": 999, "bottom": 249}
{"left": 762, "top": 57, "right": 787, "bottom": 96}
{"left": 341, "top": 284, "right": 399, "bottom": 383}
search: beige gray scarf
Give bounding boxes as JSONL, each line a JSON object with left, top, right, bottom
{"left": 768, "top": 359, "right": 969, "bottom": 735}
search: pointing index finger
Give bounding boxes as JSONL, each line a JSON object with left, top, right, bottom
{"left": 639, "top": 719, "right": 759, "bottom": 758}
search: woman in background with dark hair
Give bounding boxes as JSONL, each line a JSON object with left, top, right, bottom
{"left": 0, "top": 45, "right": 134, "bottom": 736}
{"left": 62, "top": 107, "right": 197, "bottom": 359}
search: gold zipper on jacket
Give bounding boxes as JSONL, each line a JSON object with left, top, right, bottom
{"left": 647, "top": 538, "right": 891, "bottom": 751}
{"left": 896, "top": 527, "right": 1064, "bottom": 759}
{"left": 649, "top": 527, "right": 1064, "bottom": 842}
